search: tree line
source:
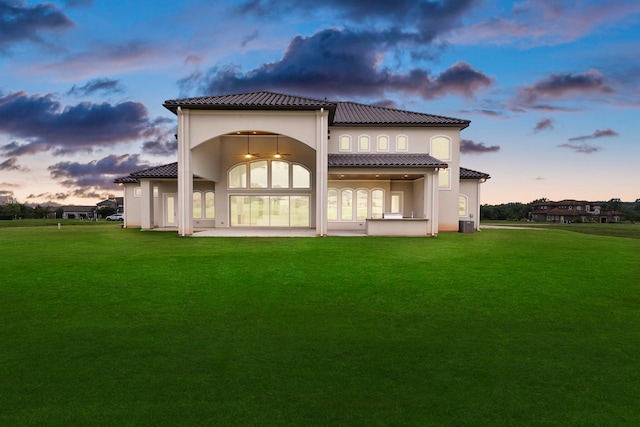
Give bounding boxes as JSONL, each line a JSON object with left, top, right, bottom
{"left": 481, "top": 198, "right": 640, "bottom": 222}
{"left": 0, "top": 197, "right": 116, "bottom": 220}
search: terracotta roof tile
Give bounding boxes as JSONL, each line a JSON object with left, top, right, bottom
{"left": 460, "top": 167, "right": 491, "bottom": 180}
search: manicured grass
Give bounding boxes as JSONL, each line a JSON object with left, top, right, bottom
{"left": 1, "top": 223, "right": 639, "bottom": 425}
{"left": 482, "top": 220, "right": 640, "bottom": 239}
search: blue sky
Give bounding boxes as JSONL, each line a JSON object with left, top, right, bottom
{"left": 1, "top": 0, "right": 639, "bottom": 206}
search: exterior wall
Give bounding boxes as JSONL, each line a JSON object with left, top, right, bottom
{"left": 460, "top": 180, "right": 481, "bottom": 229}
{"left": 122, "top": 184, "right": 141, "bottom": 227}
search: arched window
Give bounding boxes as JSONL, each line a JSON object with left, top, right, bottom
{"left": 229, "top": 164, "right": 247, "bottom": 188}
{"left": 339, "top": 135, "right": 351, "bottom": 151}
{"left": 228, "top": 160, "right": 311, "bottom": 189}
{"left": 356, "top": 189, "right": 368, "bottom": 220}
{"left": 459, "top": 195, "right": 468, "bottom": 217}
{"left": 250, "top": 161, "right": 268, "bottom": 188}
{"left": 377, "top": 135, "right": 389, "bottom": 152}
{"left": 341, "top": 189, "right": 353, "bottom": 220}
{"left": 358, "top": 135, "right": 370, "bottom": 152}
{"left": 329, "top": 188, "right": 385, "bottom": 221}
{"left": 292, "top": 164, "right": 310, "bottom": 188}
{"left": 327, "top": 189, "right": 338, "bottom": 220}
{"left": 205, "top": 191, "right": 215, "bottom": 218}
{"left": 431, "top": 136, "right": 451, "bottom": 161}
{"left": 396, "top": 135, "right": 408, "bottom": 151}
{"left": 193, "top": 191, "right": 203, "bottom": 219}
{"left": 371, "top": 189, "right": 384, "bottom": 219}
{"left": 271, "top": 161, "right": 289, "bottom": 188}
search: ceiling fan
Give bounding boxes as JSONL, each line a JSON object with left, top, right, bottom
{"left": 237, "top": 134, "right": 260, "bottom": 159}
{"left": 273, "top": 135, "right": 291, "bottom": 159}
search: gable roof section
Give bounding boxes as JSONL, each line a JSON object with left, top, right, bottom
{"left": 163, "top": 91, "right": 469, "bottom": 129}
{"left": 333, "top": 101, "right": 470, "bottom": 128}
{"left": 163, "top": 91, "right": 337, "bottom": 120}
{"left": 328, "top": 154, "right": 447, "bottom": 168}
{"left": 115, "top": 162, "right": 186, "bottom": 184}
{"left": 460, "top": 167, "right": 491, "bottom": 180}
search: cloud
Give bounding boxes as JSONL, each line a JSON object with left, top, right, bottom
{"left": 0, "top": 156, "right": 30, "bottom": 172}
{"left": 557, "top": 143, "right": 600, "bottom": 154}
{"left": 67, "top": 78, "right": 126, "bottom": 97}
{"left": 534, "top": 118, "right": 554, "bottom": 132}
{"left": 182, "top": 28, "right": 493, "bottom": 100}
{"left": 568, "top": 128, "right": 619, "bottom": 142}
{"left": 515, "top": 70, "right": 614, "bottom": 107}
{"left": 0, "top": 91, "right": 170, "bottom": 156}
{"left": 0, "top": 0, "right": 75, "bottom": 51}
{"left": 0, "top": 189, "right": 16, "bottom": 204}
{"left": 452, "top": 1, "right": 640, "bottom": 47}
{"left": 48, "top": 154, "right": 151, "bottom": 189}
{"left": 236, "top": 0, "right": 476, "bottom": 43}
{"left": 460, "top": 139, "right": 500, "bottom": 154}
{"left": 37, "top": 41, "right": 163, "bottom": 80}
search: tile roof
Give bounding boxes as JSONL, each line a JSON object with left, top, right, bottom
{"left": 116, "top": 161, "right": 488, "bottom": 182}
{"left": 460, "top": 167, "right": 491, "bottom": 180}
{"left": 328, "top": 154, "right": 447, "bottom": 168}
{"left": 333, "top": 101, "right": 470, "bottom": 128}
{"left": 163, "top": 91, "right": 336, "bottom": 113}
{"left": 163, "top": 91, "right": 469, "bottom": 128}
{"left": 114, "top": 162, "right": 182, "bottom": 183}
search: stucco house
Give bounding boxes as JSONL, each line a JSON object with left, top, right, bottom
{"left": 529, "top": 199, "right": 625, "bottom": 223}
{"left": 115, "top": 91, "right": 489, "bottom": 236}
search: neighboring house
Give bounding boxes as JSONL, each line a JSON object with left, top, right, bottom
{"left": 97, "top": 196, "right": 123, "bottom": 213}
{"left": 529, "top": 199, "right": 625, "bottom": 223}
{"left": 61, "top": 206, "right": 96, "bottom": 220}
{"left": 115, "top": 91, "right": 490, "bottom": 236}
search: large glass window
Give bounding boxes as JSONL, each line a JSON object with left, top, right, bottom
{"left": 228, "top": 161, "right": 310, "bottom": 189}
{"left": 292, "top": 164, "right": 310, "bottom": 188}
{"left": 193, "top": 191, "right": 202, "bottom": 219}
{"left": 271, "top": 161, "right": 289, "bottom": 188}
{"left": 250, "top": 161, "right": 268, "bottom": 188}
{"left": 356, "top": 189, "right": 368, "bottom": 220}
{"left": 205, "top": 191, "right": 215, "bottom": 218}
{"left": 229, "top": 164, "right": 247, "bottom": 188}
{"left": 330, "top": 188, "right": 384, "bottom": 221}
{"left": 327, "top": 189, "right": 338, "bottom": 220}
{"left": 371, "top": 189, "right": 384, "bottom": 219}
{"left": 431, "top": 136, "right": 451, "bottom": 161}
{"left": 230, "top": 195, "right": 309, "bottom": 227}
{"left": 341, "top": 189, "right": 353, "bottom": 221}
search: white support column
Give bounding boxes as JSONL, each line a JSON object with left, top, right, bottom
{"left": 315, "top": 108, "right": 329, "bottom": 236}
{"left": 430, "top": 170, "right": 440, "bottom": 236}
{"left": 140, "top": 180, "right": 153, "bottom": 230}
{"left": 177, "top": 107, "right": 193, "bottom": 236}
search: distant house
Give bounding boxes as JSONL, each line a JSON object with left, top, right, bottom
{"left": 61, "top": 206, "right": 96, "bottom": 220}
{"left": 529, "top": 199, "right": 625, "bottom": 223}
{"left": 115, "top": 91, "right": 490, "bottom": 236}
{"left": 97, "top": 197, "right": 123, "bottom": 212}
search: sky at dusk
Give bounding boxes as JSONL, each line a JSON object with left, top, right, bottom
{"left": 1, "top": 0, "right": 639, "bottom": 206}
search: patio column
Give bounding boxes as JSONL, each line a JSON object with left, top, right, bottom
{"left": 177, "top": 107, "right": 193, "bottom": 236}
{"left": 140, "top": 180, "right": 153, "bottom": 230}
{"left": 315, "top": 108, "right": 329, "bottom": 236}
{"left": 429, "top": 170, "right": 439, "bottom": 236}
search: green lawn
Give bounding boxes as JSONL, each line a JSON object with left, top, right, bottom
{"left": 1, "top": 222, "right": 639, "bottom": 426}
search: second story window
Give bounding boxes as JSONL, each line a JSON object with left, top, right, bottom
{"left": 358, "top": 135, "right": 370, "bottom": 152}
